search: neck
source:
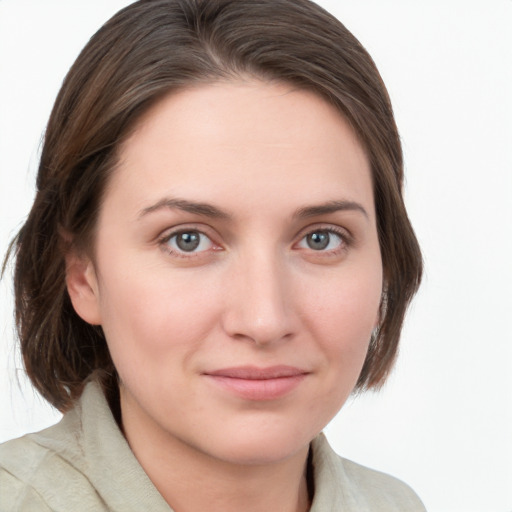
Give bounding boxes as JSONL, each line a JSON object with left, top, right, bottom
{"left": 120, "top": 394, "right": 312, "bottom": 512}
{"left": 148, "top": 443, "right": 311, "bottom": 512}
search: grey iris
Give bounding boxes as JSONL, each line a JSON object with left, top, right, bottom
{"left": 307, "top": 231, "right": 330, "bottom": 250}
{"left": 176, "top": 232, "right": 200, "bottom": 251}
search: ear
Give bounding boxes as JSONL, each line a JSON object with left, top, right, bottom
{"left": 65, "top": 250, "right": 102, "bottom": 326}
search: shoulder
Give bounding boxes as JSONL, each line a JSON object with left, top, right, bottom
{"left": 310, "top": 434, "right": 426, "bottom": 512}
{"left": 0, "top": 381, "right": 169, "bottom": 512}
{"left": 0, "top": 396, "right": 110, "bottom": 512}
{"left": 336, "top": 456, "right": 426, "bottom": 510}
{"left": 0, "top": 434, "right": 55, "bottom": 511}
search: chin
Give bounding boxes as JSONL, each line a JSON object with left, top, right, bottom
{"left": 196, "top": 422, "right": 317, "bottom": 466}
{"left": 213, "top": 441, "right": 308, "bottom": 466}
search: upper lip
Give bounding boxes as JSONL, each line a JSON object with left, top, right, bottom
{"left": 204, "top": 365, "right": 309, "bottom": 380}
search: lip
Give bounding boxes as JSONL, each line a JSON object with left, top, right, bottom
{"left": 203, "top": 365, "right": 309, "bottom": 401}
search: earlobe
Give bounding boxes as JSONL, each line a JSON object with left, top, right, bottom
{"left": 65, "top": 252, "right": 102, "bottom": 325}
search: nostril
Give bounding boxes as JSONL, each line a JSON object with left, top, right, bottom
{"left": 222, "top": 306, "right": 295, "bottom": 346}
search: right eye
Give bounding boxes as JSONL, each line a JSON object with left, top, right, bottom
{"left": 162, "top": 230, "right": 215, "bottom": 255}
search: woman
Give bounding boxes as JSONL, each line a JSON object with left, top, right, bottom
{"left": 0, "top": 0, "right": 424, "bottom": 510}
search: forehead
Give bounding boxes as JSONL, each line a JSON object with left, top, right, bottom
{"left": 108, "top": 80, "right": 373, "bottom": 220}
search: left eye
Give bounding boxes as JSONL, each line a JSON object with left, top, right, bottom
{"left": 165, "top": 231, "right": 214, "bottom": 253}
{"left": 297, "top": 230, "right": 343, "bottom": 251}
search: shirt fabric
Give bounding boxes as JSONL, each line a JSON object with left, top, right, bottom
{"left": 0, "top": 381, "right": 426, "bottom": 511}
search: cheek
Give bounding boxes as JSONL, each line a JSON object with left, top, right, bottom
{"left": 307, "top": 264, "right": 381, "bottom": 330}
{"left": 302, "top": 262, "right": 382, "bottom": 367}
{"left": 291, "top": 262, "right": 382, "bottom": 430}
{"left": 96, "top": 263, "right": 222, "bottom": 374}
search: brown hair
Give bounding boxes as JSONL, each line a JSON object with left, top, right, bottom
{"left": 5, "top": 0, "right": 422, "bottom": 412}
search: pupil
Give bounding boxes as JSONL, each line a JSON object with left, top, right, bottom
{"left": 307, "top": 231, "right": 329, "bottom": 250}
{"left": 177, "top": 232, "right": 200, "bottom": 251}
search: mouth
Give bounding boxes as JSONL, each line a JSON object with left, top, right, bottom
{"left": 203, "top": 365, "right": 309, "bottom": 401}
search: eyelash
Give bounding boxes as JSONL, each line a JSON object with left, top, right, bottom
{"left": 157, "top": 225, "right": 352, "bottom": 259}
{"left": 158, "top": 227, "right": 220, "bottom": 259}
{"left": 295, "top": 226, "right": 352, "bottom": 256}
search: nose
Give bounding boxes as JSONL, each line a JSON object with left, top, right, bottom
{"left": 221, "top": 250, "right": 296, "bottom": 346}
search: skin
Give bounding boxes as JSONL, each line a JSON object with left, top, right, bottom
{"left": 67, "top": 80, "right": 383, "bottom": 512}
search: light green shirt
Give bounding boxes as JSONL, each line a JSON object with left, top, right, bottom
{"left": 0, "top": 381, "right": 426, "bottom": 511}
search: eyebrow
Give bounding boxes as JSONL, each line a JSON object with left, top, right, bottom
{"left": 138, "top": 198, "right": 231, "bottom": 219}
{"left": 138, "top": 197, "right": 368, "bottom": 221}
{"left": 294, "top": 200, "right": 369, "bottom": 220}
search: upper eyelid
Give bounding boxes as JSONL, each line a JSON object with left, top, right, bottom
{"left": 295, "top": 223, "right": 352, "bottom": 240}
{"left": 293, "top": 225, "right": 354, "bottom": 254}
{"left": 157, "top": 226, "right": 219, "bottom": 252}
{"left": 158, "top": 229, "right": 220, "bottom": 258}
{"left": 164, "top": 230, "right": 210, "bottom": 242}
{"left": 158, "top": 224, "right": 218, "bottom": 241}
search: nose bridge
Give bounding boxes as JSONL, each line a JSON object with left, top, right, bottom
{"left": 223, "top": 244, "right": 294, "bottom": 345}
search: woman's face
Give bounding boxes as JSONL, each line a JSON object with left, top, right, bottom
{"left": 70, "top": 80, "right": 382, "bottom": 465}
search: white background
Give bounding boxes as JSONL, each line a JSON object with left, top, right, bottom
{"left": 1, "top": 1, "right": 511, "bottom": 511}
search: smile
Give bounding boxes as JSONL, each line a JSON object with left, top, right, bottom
{"left": 203, "top": 366, "right": 309, "bottom": 401}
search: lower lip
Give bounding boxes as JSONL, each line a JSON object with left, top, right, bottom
{"left": 205, "top": 374, "right": 307, "bottom": 401}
